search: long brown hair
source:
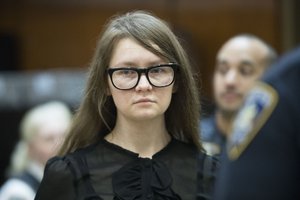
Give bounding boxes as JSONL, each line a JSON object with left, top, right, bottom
{"left": 58, "top": 10, "right": 202, "bottom": 155}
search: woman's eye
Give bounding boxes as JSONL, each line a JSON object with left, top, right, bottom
{"left": 117, "top": 70, "right": 135, "bottom": 76}
{"left": 122, "top": 70, "right": 133, "bottom": 75}
{"left": 150, "top": 67, "right": 170, "bottom": 74}
{"left": 151, "top": 68, "right": 162, "bottom": 73}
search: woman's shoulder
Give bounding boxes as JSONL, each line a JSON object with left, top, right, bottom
{"left": 173, "top": 139, "right": 219, "bottom": 162}
{"left": 165, "top": 138, "right": 219, "bottom": 173}
{"left": 43, "top": 156, "right": 74, "bottom": 181}
{"left": 197, "top": 153, "right": 219, "bottom": 174}
{"left": 170, "top": 139, "right": 209, "bottom": 159}
{"left": 170, "top": 138, "right": 198, "bottom": 153}
{"left": 35, "top": 157, "right": 77, "bottom": 200}
{"left": 44, "top": 146, "right": 95, "bottom": 181}
{"left": 44, "top": 149, "right": 89, "bottom": 171}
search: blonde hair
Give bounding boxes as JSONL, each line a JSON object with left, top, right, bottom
{"left": 8, "top": 101, "right": 72, "bottom": 175}
{"left": 59, "top": 10, "right": 202, "bottom": 155}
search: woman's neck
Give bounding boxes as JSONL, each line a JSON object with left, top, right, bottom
{"left": 105, "top": 117, "right": 171, "bottom": 158}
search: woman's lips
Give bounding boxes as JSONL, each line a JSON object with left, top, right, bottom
{"left": 133, "top": 98, "right": 155, "bottom": 104}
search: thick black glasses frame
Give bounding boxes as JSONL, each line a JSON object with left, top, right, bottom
{"left": 107, "top": 63, "right": 179, "bottom": 90}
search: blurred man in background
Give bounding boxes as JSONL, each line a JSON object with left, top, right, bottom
{"left": 213, "top": 46, "right": 300, "bottom": 200}
{"left": 200, "top": 34, "right": 277, "bottom": 156}
{"left": 0, "top": 101, "right": 72, "bottom": 200}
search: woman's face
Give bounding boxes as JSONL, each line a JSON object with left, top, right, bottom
{"left": 107, "top": 38, "right": 174, "bottom": 122}
{"left": 28, "top": 119, "right": 69, "bottom": 166}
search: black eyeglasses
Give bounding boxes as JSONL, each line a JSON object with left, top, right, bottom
{"left": 107, "top": 63, "right": 178, "bottom": 90}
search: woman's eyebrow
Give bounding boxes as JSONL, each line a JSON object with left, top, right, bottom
{"left": 112, "top": 60, "right": 166, "bottom": 67}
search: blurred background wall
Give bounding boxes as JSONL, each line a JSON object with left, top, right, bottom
{"left": 0, "top": 0, "right": 299, "bottom": 184}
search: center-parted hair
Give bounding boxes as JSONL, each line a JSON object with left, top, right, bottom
{"left": 59, "top": 10, "right": 202, "bottom": 155}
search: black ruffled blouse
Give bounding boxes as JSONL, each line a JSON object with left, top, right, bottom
{"left": 34, "top": 138, "right": 217, "bottom": 200}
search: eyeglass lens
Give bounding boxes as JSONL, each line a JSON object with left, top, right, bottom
{"left": 109, "top": 64, "right": 176, "bottom": 90}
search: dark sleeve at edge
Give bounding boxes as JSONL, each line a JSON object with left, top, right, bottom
{"left": 34, "top": 156, "right": 76, "bottom": 200}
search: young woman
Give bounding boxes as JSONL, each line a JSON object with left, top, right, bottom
{"left": 34, "top": 11, "right": 217, "bottom": 200}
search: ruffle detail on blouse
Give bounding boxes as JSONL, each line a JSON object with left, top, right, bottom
{"left": 112, "top": 158, "right": 181, "bottom": 200}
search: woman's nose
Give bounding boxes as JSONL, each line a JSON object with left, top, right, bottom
{"left": 135, "top": 74, "right": 152, "bottom": 91}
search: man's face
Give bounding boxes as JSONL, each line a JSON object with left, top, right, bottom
{"left": 213, "top": 38, "right": 268, "bottom": 115}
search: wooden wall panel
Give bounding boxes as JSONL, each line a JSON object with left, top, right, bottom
{"left": 0, "top": 0, "right": 281, "bottom": 98}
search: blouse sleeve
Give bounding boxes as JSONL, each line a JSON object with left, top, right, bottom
{"left": 197, "top": 153, "right": 219, "bottom": 200}
{"left": 34, "top": 157, "right": 76, "bottom": 200}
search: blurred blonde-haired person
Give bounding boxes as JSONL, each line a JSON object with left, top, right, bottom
{"left": 0, "top": 101, "right": 72, "bottom": 200}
